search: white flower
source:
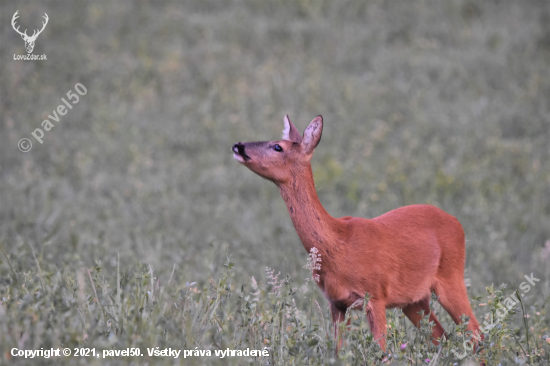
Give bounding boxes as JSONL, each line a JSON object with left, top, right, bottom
{"left": 304, "top": 247, "right": 322, "bottom": 282}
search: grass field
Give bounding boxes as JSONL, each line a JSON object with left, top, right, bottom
{"left": 1, "top": 0, "right": 549, "bottom": 364}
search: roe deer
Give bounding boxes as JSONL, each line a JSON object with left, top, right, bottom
{"left": 232, "top": 115, "right": 481, "bottom": 354}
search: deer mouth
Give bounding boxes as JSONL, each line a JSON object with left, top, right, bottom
{"left": 232, "top": 143, "right": 251, "bottom": 162}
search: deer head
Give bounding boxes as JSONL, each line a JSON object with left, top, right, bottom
{"left": 12, "top": 11, "right": 49, "bottom": 54}
{"left": 232, "top": 115, "right": 323, "bottom": 184}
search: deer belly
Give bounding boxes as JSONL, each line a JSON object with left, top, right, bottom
{"left": 384, "top": 263, "right": 438, "bottom": 306}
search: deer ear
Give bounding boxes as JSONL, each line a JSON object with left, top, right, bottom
{"left": 302, "top": 115, "right": 323, "bottom": 154}
{"left": 282, "top": 114, "right": 302, "bottom": 143}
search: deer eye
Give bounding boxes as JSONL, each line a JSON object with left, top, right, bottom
{"left": 273, "top": 144, "right": 283, "bottom": 152}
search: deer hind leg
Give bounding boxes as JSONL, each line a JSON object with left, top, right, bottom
{"left": 434, "top": 279, "right": 483, "bottom": 348}
{"left": 402, "top": 296, "right": 445, "bottom": 344}
{"left": 365, "top": 300, "right": 387, "bottom": 351}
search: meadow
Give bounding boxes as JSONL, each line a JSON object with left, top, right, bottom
{"left": 1, "top": 0, "right": 549, "bottom": 364}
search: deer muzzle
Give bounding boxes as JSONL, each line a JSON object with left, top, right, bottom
{"left": 232, "top": 142, "right": 251, "bottom": 162}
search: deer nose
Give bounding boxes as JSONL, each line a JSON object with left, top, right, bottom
{"left": 233, "top": 142, "right": 244, "bottom": 155}
{"left": 232, "top": 143, "right": 251, "bottom": 161}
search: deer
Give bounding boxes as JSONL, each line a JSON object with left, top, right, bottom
{"left": 11, "top": 11, "right": 49, "bottom": 54}
{"left": 233, "top": 115, "right": 483, "bottom": 356}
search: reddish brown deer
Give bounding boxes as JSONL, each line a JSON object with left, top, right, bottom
{"left": 233, "top": 115, "right": 481, "bottom": 354}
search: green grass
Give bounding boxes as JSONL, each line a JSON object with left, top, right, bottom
{"left": 1, "top": 0, "right": 549, "bottom": 364}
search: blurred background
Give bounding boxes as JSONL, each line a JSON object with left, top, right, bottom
{"left": 1, "top": 0, "right": 549, "bottom": 316}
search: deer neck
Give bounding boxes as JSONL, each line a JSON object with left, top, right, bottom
{"left": 277, "top": 165, "right": 340, "bottom": 253}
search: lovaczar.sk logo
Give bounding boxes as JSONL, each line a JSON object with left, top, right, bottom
{"left": 12, "top": 10, "right": 48, "bottom": 60}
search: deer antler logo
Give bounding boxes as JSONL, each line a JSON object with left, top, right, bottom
{"left": 11, "top": 11, "right": 49, "bottom": 54}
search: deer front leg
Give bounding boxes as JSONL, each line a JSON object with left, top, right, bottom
{"left": 330, "top": 302, "right": 350, "bottom": 355}
{"left": 366, "top": 300, "right": 387, "bottom": 351}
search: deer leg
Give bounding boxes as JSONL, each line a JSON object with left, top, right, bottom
{"left": 402, "top": 296, "right": 445, "bottom": 344}
{"left": 365, "top": 300, "right": 387, "bottom": 351}
{"left": 434, "top": 279, "right": 483, "bottom": 349}
{"left": 330, "top": 302, "right": 350, "bottom": 355}
{"left": 435, "top": 280, "right": 487, "bottom": 366}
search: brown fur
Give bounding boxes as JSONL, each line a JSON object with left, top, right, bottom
{"left": 233, "top": 115, "right": 481, "bottom": 353}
